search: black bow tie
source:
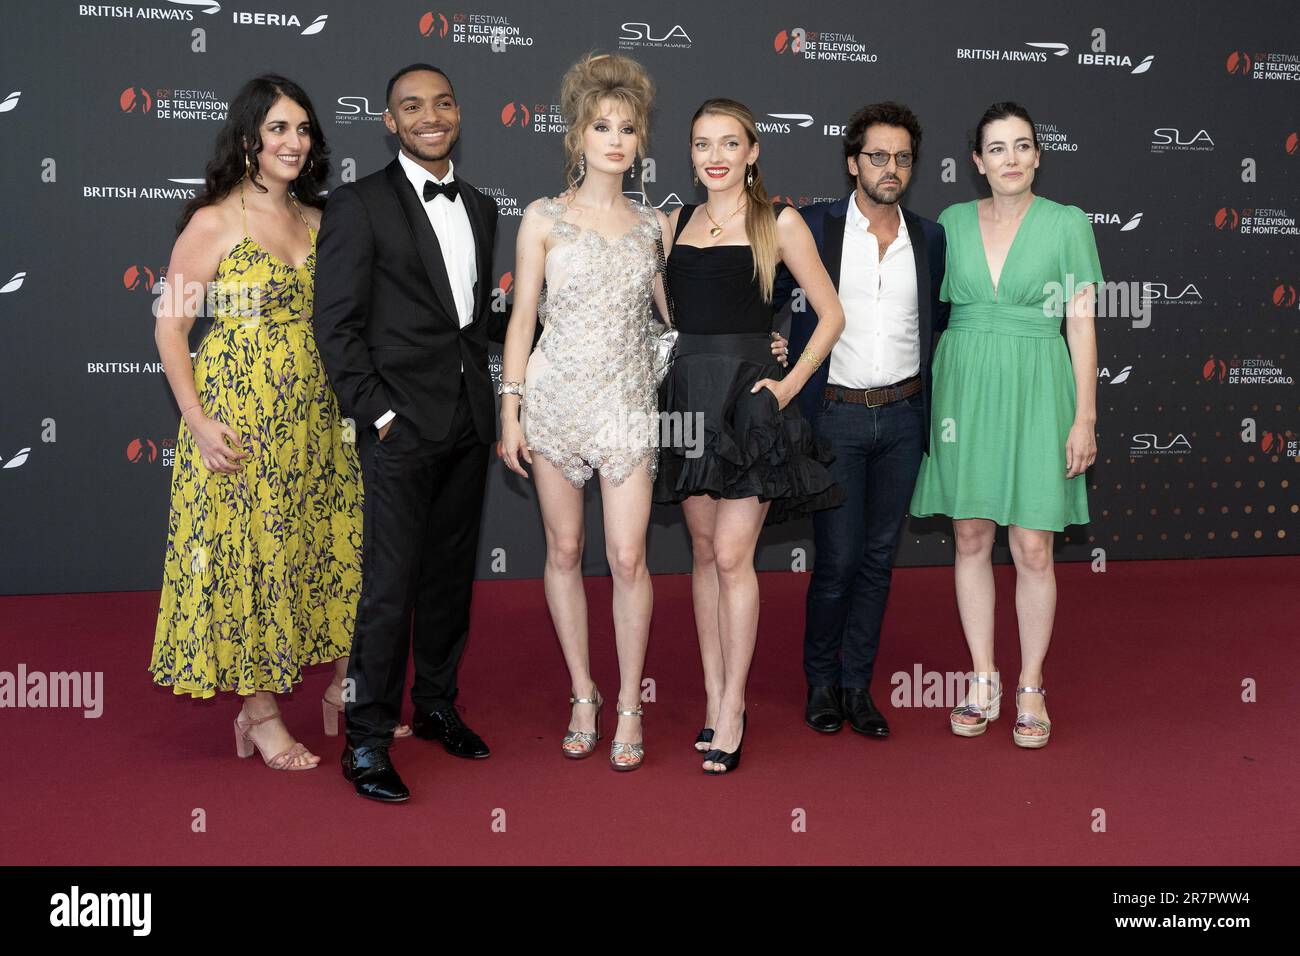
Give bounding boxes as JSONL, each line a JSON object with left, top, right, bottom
{"left": 422, "top": 178, "right": 459, "bottom": 203}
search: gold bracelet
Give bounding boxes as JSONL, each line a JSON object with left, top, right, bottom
{"left": 798, "top": 348, "right": 822, "bottom": 370}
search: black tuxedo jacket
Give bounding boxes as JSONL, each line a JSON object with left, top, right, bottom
{"left": 774, "top": 197, "right": 949, "bottom": 454}
{"left": 313, "top": 159, "right": 502, "bottom": 444}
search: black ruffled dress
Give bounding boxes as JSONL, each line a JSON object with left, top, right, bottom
{"left": 653, "top": 204, "right": 844, "bottom": 524}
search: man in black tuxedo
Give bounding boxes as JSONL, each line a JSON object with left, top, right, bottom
{"left": 314, "top": 64, "right": 501, "bottom": 802}
{"left": 775, "top": 102, "right": 949, "bottom": 740}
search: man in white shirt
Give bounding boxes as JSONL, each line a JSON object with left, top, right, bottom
{"left": 314, "top": 64, "right": 502, "bottom": 802}
{"left": 774, "top": 102, "right": 950, "bottom": 740}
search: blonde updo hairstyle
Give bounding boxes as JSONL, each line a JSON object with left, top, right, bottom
{"left": 560, "top": 52, "right": 655, "bottom": 190}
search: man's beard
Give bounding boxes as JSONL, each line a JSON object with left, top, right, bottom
{"left": 862, "top": 175, "right": 904, "bottom": 205}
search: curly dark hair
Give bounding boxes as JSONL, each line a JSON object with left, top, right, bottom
{"left": 842, "top": 101, "right": 923, "bottom": 168}
{"left": 177, "top": 74, "right": 330, "bottom": 232}
{"left": 970, "top": 101, "right": 1038, "bottom": 154}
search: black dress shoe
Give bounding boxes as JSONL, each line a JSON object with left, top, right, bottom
{"left": 841, "top": 688, "right": 889, "bottom": 738}
{"left": 805, "top": 684, "right": 844, "bottom": 733}
{"left": 341, "top": 741, "right": 410, "bottom": 802}
{"left": 411, "top": 706, "right": 491, "bottom": 758}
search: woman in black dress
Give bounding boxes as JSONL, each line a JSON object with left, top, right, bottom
{"left": 655, "top": 98, "right": 845, "bottom": 773}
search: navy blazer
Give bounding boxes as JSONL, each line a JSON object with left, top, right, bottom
{"left": 774, "top": 197, "right": 949, "bottom": 454}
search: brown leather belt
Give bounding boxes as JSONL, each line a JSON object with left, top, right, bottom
{"left": 823, "top": 376, "right": 921, "bottom": 408}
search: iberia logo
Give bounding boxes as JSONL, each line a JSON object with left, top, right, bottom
{"left": 500, "top": 102, "right": 530, "bottom": 129}
{"left": 497, "top": 271, "right": 514, "bottom": 295}
{"left": 774, "top": 27, "right": 807, "bottom": 54}
{"left": 1225, "top": 51, "right": 1253, "bottom": 75}
{"left": 123, "top": 265, "right": 157, "bottom": 292}
{"left": 127, "top": 438, "right": 158, "bottom": 463}
{"left": 1202, "top": 357, "right": 1227, "bottom": 383}
{"left": 1273, "top": 283, "right": 1298, "bottom": 307}
{"left": 1214, "top": 207, "right": 1240, "bottom": 230}
{"left": 120, "top": 87, "right": 153, "bottom": 114}
{"left": 419, "top": 11, "right": 449, "bottom": 38}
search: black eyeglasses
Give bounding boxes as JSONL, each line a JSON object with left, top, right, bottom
{"left": 858, "top": 150, "right": 914, "bottom": 168}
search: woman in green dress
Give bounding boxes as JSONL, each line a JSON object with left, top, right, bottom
{"left": 909, "top": 102, "right": 1100, "bottom": 749}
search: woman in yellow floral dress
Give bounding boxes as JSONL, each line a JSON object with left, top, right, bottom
{"left": 149, "top": 75, "right": 396, "bottom": 770}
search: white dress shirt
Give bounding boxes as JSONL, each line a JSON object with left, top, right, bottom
{"left": 376, "top": 151, "right": 478, "bottom": 429}
{"left": 828, "top": 194, "right": 920, "bottom": 391}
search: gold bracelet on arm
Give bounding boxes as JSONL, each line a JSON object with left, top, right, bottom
{"left": 797, "top": 348, "right": 822, "bottom": 371}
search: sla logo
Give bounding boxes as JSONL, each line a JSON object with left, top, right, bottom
{"left": 1151, "top": 128, "right": 1214, "bottom": 153}
{"left": 1215, "top": 207, "right": 1240, "bottom": 230}
{"left": 1286, "top": 132, "right": 1298, "bottom": 155}
{"left": 619, "top": 22, "right": 692, "bottom": 49}
{"left": 1140, "top": 282, "right": 1202, "bottom": 306}
{"left": 500, "top": 102, "right": 530, "bottom": 129}
{"left": 1226, "top": 50, "right": 1252, "bottom": 75}
{"left": 419, "top": 11, "right": 450, "bottom": 37}
{"left": 230, "top": 11, "right": 328, "bottom": 35}
{"left": 335, "top": 96, "right": 385, "bottom": 126}
{"left": 624, "top": 190, "right": 684, "bottom": 210}
{"left": 1088, "top": 211, "right": 1143, "bottom": 231}
{"left": 1130, "top": 433, "right": 1191, "bottom": 456}
{"left": 0, "top": 91, "right": 20, "bottom": 113}
{"left": 1, "top": 271, "right": 26, "bottom": 293}
{"left": 1273, "top": 283, "right": 1298, "bottom": 308}
{"left": 1098, "top": 365, "right": 1132, "bottom": 385}
{"left": 1202, "top": 357, "right": 1228, "bottom": 383}
{"left": 497, "top": 272, "right": 513, "bottom": 295}
{"left": 120, "top": 87, "right": 154, "bottom": 114}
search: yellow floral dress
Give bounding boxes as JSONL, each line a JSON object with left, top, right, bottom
{"left": 150, "top": 197, "right": 362, "bottom": 698}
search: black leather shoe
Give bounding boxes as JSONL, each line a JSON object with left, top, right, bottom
{"left": 411, "top": 706, "right": 491, "bottom": 758}
{"left": 842, "top": 688, "right": 889, "bottom": 738}
{"left": 341, "top": 741, "right": 410, "bottom": 802}
{"left": 805, "top": 684, "right": 844, "bottom": 733}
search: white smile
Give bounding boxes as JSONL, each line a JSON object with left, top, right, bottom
{"left": 704, "top": 167, "right": 729, "bottom": 179}
{"left": 277, "top": 154, "right": 301, "bottom": 164}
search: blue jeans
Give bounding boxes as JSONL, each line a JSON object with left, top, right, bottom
{"left": 804, "top": 391, "right": 924, "bottom": 688}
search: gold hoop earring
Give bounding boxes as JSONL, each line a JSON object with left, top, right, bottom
{"left": 746, "top": 164, "right": 754, "bottom": 188}
{"left": 244, "top": 152, "right": 252, "bottom": 180}
{"left": 692, "top": 170, "right": 699, "bottom": 186}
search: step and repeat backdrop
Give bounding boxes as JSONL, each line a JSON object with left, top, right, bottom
{"left": 1, "top": 0, "right": 1296, "bottom": 593}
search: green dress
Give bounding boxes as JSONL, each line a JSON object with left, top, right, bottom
{"left": 909, "top": 196, "right": 1101, "bottom": 531}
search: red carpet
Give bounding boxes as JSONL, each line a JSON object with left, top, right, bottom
{"left": 1, "top": 557, "right": 1296, "bottom": 865}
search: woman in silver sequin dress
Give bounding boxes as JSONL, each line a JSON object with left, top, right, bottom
{"left": 499, "top": 54, "right": 668, "bottom": 771}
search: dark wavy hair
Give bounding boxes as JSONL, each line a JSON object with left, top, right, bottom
{"left": 970, "top": 101, "right": 1038, "bottom": 154}
{"left": 842, "top": 101, "right": 923, "bottom": 168}
{"left": 177, "top": 74, "right": 330, "bottom": 232}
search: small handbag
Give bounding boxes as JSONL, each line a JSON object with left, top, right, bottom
{"left": 650, "top": 232, "right": 678, "bottom": 386}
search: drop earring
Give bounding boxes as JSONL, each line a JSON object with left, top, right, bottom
{"left": 746, "top": 164, "right": 754, "bottom": 187}
{"left": 244, "top": 152, "right": 253, "bottom": 180}
{"left": 578, "top": 154, "right": 586, "bottom": 178}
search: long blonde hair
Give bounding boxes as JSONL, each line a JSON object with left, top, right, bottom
{"left": 559, "top": 52, "right": 654, "bottom": 191}
{"left": 691, "top": 98, "right": 779, "bottom": 302}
